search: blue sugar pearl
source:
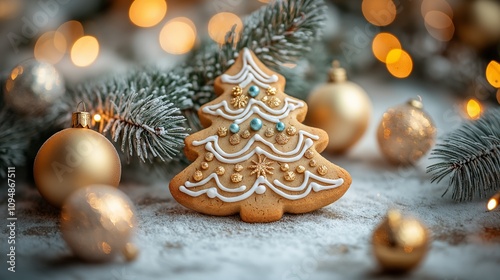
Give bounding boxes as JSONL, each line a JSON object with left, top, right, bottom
{"left": 229, "top": 123, "right": 240, "bottom": 133}
{"left": 250, "top": 118, "right": 263, "bottom": 131}
{"left": 276, "top": 122, "right": 285, "bottom": 132}
{"left": 248, "top": 85, "right": 260, "bottom": 97}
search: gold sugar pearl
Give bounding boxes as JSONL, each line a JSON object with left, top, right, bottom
{"left": 205, "top": 152, "right": 214, "bottom": 162}
{"left": 234, "top": 164, "right": 244, "bottom": 172}
{"left": 280, "top": 163, "right": 290, "bottom": 172}
{"left": 229, "top": 133, "right": 241, "bottom": 145}
{"left": 304, "top": 149, "right": 314, "bottom": 159}
{"left": 266, "top": 86, "right": 277, "bottom": 95}
{"left": 241, "top": 130, "right": 251, "bottom": 139}
{"left": 231, "top": 173, "right": 243, "bottom": 183}
{"left": 309, "top": 159, "right": 317, "bottom": 167}
{"left": 218, "top": 127, "right": 228, "bottom": 137}
{"left": 264, "top": 127, "right": 275, "bottom": 138}
{"left": 232, "top": 86, "right": 242, "bottom": 96}
{"left": 286, "top": 126, "right": 297, "bottom": 136}
{"left": 296, "top": 165, "right": 305, "bottom": 173}
{"left": 193, "top": 170, "right": 203, "bottom": 182}
{"left": 215, "top": 166, "right": 225, "bottom": 176}
{"left": 317, "top": 165, "right": 328, "bottom": 176}
{"left": 284, "top": 171, "right": 296, "bottom": 181}
{"left": 268, "top": 96, "right": 281, "bottom": 108}
{"left": 261, "top": 96, "right": 269, "bottom": 103}
{"left": 275, "top": 133, "right": 290, "bottom": 145}
{"left": 200, "top": 162, "right": 209, "bottom": 170}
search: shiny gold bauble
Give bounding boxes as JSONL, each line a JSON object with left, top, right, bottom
{"left": 61, "top": 184, "right": 138, "bottom": 262}
{"left": 306, "top": 61, "right": 371, "bottom": 153}
{"left": 4, "top": 59, "right": 65, "bottom": 115}
{"left": 372, "top": 209, "right": 430, "bottom": 273}
{"left": 34, "top": 111, "right": 121, "bottom": 207}
{"left": 376, "top": 99, "right": 436, "bottom": 165}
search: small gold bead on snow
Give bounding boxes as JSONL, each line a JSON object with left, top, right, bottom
{"left": 215, "top": 166, "right": 225, "bottom": 176}
{"left": 231, "top": 173, "right": 243, "bottom": 183}
{"left": 304, "top": 149, "right": 314, "bottom": 159}
{"left": 205, "top": 152, "right": 214, "bottom": 162}
{"left": 317, "top": 165, "right": 328, "bottom": 176}
{"left": 193, "top": 170, "right": 203, "bottom": 181}
{"left": 200, "top": 162, "right": 209, "bottom": 170}
{"left": 234, "top": 164, "right": 243, "bottom": 172}
{"left": 280, "top": 163, "right": 289, "bottom": 172}
{"left": 296, "top": 165, "right": 305, "bottom": 173}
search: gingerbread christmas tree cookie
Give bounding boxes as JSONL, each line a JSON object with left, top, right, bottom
{"left": 169, "top": 48, "right": 351, "bottom": 222}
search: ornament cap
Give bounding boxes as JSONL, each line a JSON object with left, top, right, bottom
{"left": 72, "top": 102, "right": 92, "bottom": 128}
{"left": 408, "top": 97, "right": 423, "bottom": 109}
{"left": 329, "top": 60, "right": 347, "bottom": 83}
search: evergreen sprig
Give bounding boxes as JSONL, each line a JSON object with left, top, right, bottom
{"left": 0, "top": 110, "right": 33, "bottom": 177}
{"left": 71, "top": 70, "right": 193, "bottom": 163}
{"left": 427, "top": 108, "right": 500, "bottom": 201}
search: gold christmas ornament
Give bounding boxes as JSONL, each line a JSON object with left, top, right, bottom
{"left": 61, "top": 185, "right": 138, "bottom": 262}
{"left": 372, "top": 209, "right": 430, "bottom": 273}
{"left": 377, "top": 99, "right": 436, "bottom": 165}
{"left": 33, "top": 104, "right": 121, "bottom": 207}
{"left": 4, "top": 59, "right": 65, "bottom": 115}
{"left": 305, "top": 61, "right": 371, "bottom": 153}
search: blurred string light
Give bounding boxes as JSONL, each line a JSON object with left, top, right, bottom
{"left": 372, "top": 33, "right": 401, "bottom": 63}
{"left": 487, "top": 192, "right": 500, "bottom": 211}
{"left": 361, "top": 0, "right": 396, "bottom": 26}
{"left": 421, "top": 0, "right": 454, "bottom": 42}
{"left": 385, "top": 49, "right": 413, "bottom": 78}
{"left": 0, "top": 0, "right": 22, "bottom": 20}
{"left": 34, "top": 31, "right": 66, "bottom": 64}
{"left": 129, "top": 0, "right": 167, "bottom": 28}
{"left": 486, "top": 60, "right": 500, "bottom": 88}
{"left": 93, "top": 114, "right": 102, "bottom": 122}
{"left": 71, "top": 36, "right": 99, "bottom": 67}
{"left": 496, "top": 89, "right": 500, "bottom": 104}
{"left": 258, "top": 0, "right": 270, "bottom": 3}
{"left": 159, "top": 17, "right": 196, "bottom": 54}
{"left": 57, "top": 20, "right": 84, "bottom": 48}
{"left": 465, "top": 99, "right": 482, "bottom": 120}
{"left": 208, "top": 12, "right": 243, "bottom": 44}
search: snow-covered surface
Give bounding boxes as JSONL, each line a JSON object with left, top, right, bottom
{"left": 1, "top": 77, "right": 500, "bottom": 280}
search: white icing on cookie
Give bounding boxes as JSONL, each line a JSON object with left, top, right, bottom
{"left": 179, "top": 171, "right": 344, "bottom": 202}
{"left": 193, "top": 130, "right": 319, "bottom": 158}
{"left": 202, "top": 98, "right": 304, "bottom": 124}
{"left": 185, "top": 172, "right": 247, "bottom": 193}
{"left": 204, "top": 138, "right": 314, "bottom": 164}
{"left": 220, "top": 48, "right": 279, "bottom": 88}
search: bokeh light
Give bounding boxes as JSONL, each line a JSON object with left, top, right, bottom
{"left": 496, "top": 89, "right": 500, "bottom": 104}
{"left": 208, "top": 12, "right": 243, "bottom": 44}
{"left": 159, "top": 17, "right": 196, "bottom": 54}
{"left": 487, "top": 197, "right": 498, "bottom": 211}
{"left": 129, "top": 0, "right": 167, "bottom": 28}
{"left": 486, "top": 60, "right": 500, "bottom": 88}
{"left": 424, "top": 11, "right": 454, "bottom": 41}
{"left": 0, "top": 0, "right": 22, "bottom": 19}
{"left": 421, "top": 0, "right": 453, "bottom": 18}
{"left": 372, "top": 32, "right": 402, "bottom": 63}
{"left": 93, "top": 114, "right": 102, "bottom": 122}
{"left": 466, "top": 99, "right": 482, "bottom": 120}
{"left": 34, "top": 31, "right": 66, "bottom": 64}
{"left": 57, "top": 20, "right": 85, "bottom": 51}
{"left": 361, "top": 0, "right": 397, "bottom": 26}
{"left": 71, "top": 36, "right": 99, "bottom": 67}
{"left": 385, "top": 49, "right": 413, "bottom": 78}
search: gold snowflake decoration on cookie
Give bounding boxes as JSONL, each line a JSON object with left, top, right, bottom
{"left": 248, "top": 154, "right": 275, "bottom": 178}
{"left": 231, "top": 94, "right": 248, "bottom": 108}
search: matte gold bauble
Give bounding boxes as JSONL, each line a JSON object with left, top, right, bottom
{"left": 372, "top": 209, "right": 430, "bottom": 273}
{"left": 34, "top": 107, "right": 121, "bottom": 207}
{"left": 61, "top": 185, "right": 138, "bottom": 262}
{"left": 305, "top": 61, "right": 371, "bottom": 153}
{"left": 377, "top": 99, "right": 436, "bottom": 165}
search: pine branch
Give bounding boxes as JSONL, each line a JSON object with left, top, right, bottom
{"left": 183, "top": 0, "right": 327, "bottom": 109}
{"left": 427, "top": 108, "right": 500, "bottom": 201}
{"left": 0, "top": 109, "right": 33, "bottom": 178}
{"left": 69, "top": 70, "right": 193, "bottom": 163}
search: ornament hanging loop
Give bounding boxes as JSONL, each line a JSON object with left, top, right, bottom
{"left": 72, "top": 101, "right": 92, "bottom": 129}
